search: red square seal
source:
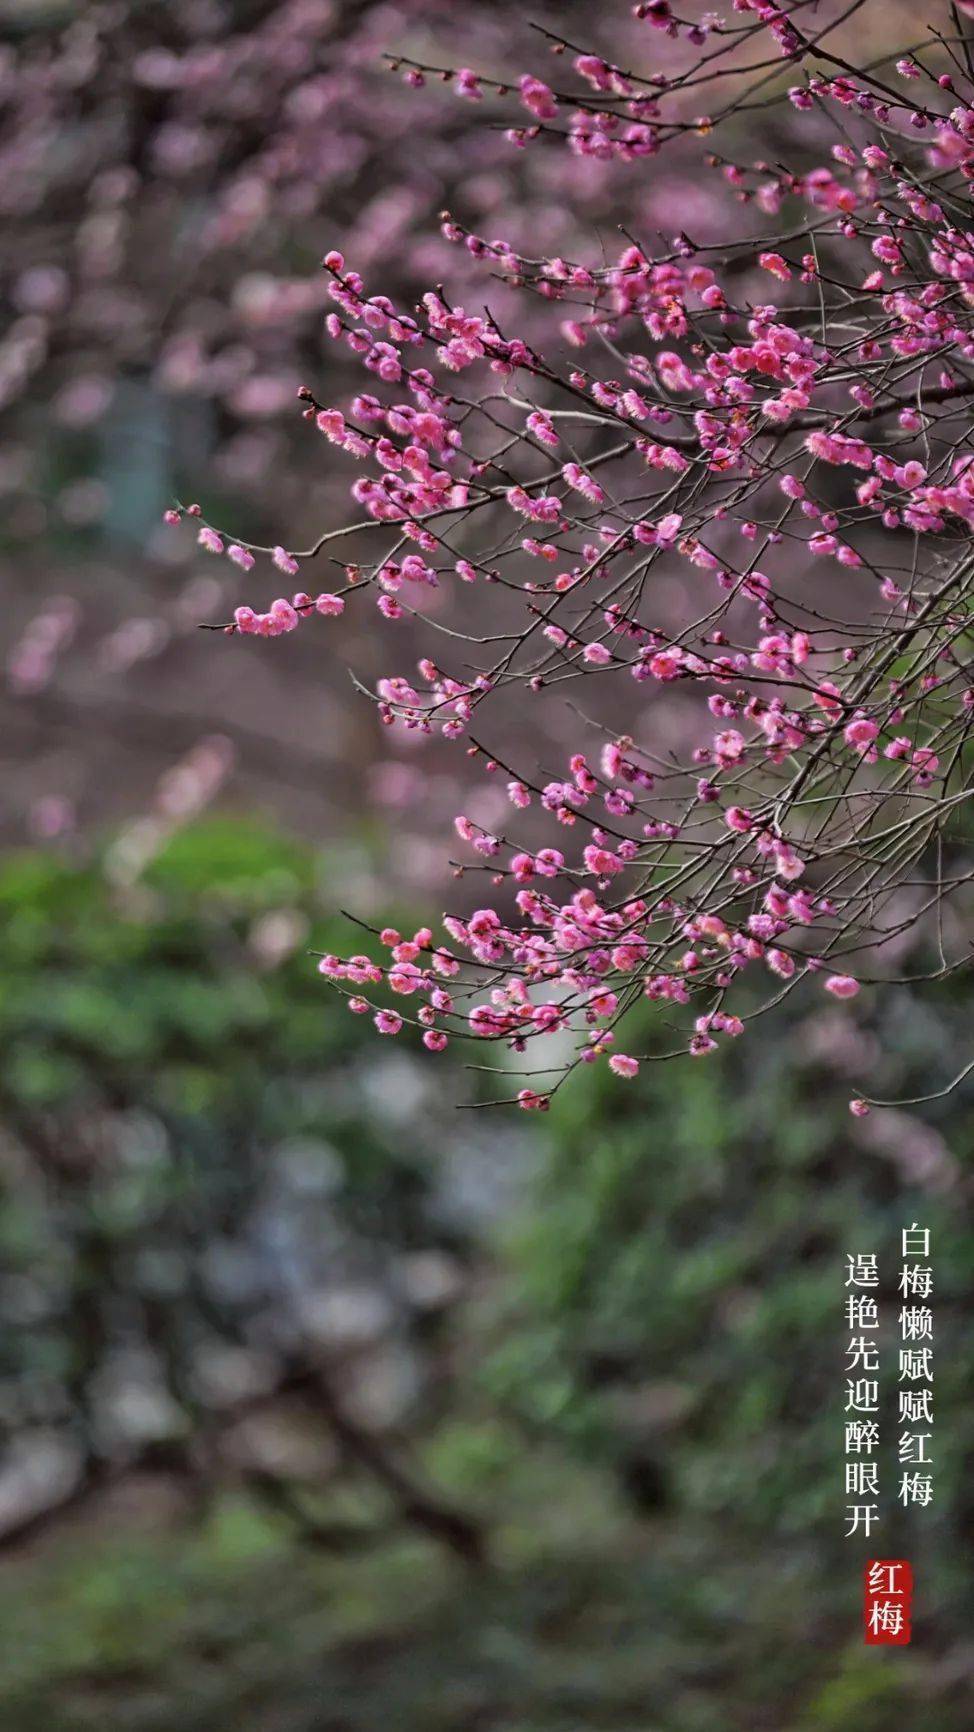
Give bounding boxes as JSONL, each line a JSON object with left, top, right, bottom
{"left": 864, "top": 1559, "right": 913, "bottom": 1644}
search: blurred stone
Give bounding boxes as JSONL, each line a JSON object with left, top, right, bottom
{"left": 338, "top": 1341, "right": 421, "bottom": 1432}
{"left": 300, "top": 1285, "right": 395, "bottom": 1350}
{"left": 0, "top": 1431, "right": 83, "bottom": 1537}
{"left": 190, "top": 1343, "right": 279, "bottom": 1409}
{"left": 396, "top": 1249, "right": 464, "bottom": 1312}
{"left": 88, "top": 1351, "right": 188, "bottom": 1454}
{"left": 221, "top": 1408, "right": 338, "bottom": 1481}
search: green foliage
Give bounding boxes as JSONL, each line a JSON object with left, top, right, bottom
{"left": 0, "top": 823, "right": 971, "bottom": 1729}
{"left": 0, "top": 819, "right": 446, "bottom": 1237}
{"left": 481, "top": 984, "right": 973, "bottom": 1717}
{"left": 0, "top": 821, "right": 475, "bottom": 1476}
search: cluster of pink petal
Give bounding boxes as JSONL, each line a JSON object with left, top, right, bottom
{"left": 185, "top": 1, "right": 974, "bottom": 1109}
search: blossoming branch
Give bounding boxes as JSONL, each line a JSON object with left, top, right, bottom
{"left": 172, "top": 0, "right": 974, "bottom": 1109}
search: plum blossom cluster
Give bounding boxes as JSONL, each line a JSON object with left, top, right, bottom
{"left": 182, "top": 0, "right": 974, "bottom": 1109}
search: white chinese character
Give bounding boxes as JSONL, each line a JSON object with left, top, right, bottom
{"left": 846, "top": 1336, "right": 881, "bottom": 1371}
{"left": 846, "top": 1421, "right": 881, "bottom": 1454}
{"left": 846, "top": 1378, "right": 879, "bottom": 1413}
{"left": 899, "top": 1305, "right": 933, "bottom": 1341}
{"left": 846, "top": 1295, "right": 879, "bottom": 1329}
{"left": 845, "top": 1502, "right": 880, "bottom": 1536}
{"left": 898, "top": 1473, "right": 933, "bottom": 1507}
{"left": 846, "top": 1462, "right": 880, "bottom": 1495}
{"left": 868, "top": 1600, "right": 905, "bottom": 1635}
{"left": 899, "top": 1348, "right": 933, "bottom": 1382}
{"left": 867, "top": 1562, "right": 905, "bottom": 1595}
{"left": 846, "top": 1253, "right": 879, "bottom": 1288}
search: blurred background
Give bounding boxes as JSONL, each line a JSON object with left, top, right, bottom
{"left": 0, "top": 2, "right": 971, "bottom": 1728}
